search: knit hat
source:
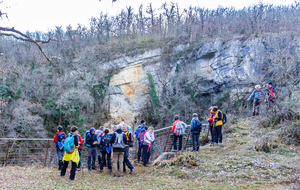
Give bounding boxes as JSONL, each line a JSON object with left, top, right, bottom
{"left": 269, "top": 82, "right": 272, "bottom": 85}
{"left": 90, "top": 127, "right": 95, "bottom": 133}
{"left": 57, "top": 125, "right": 63, "bottom": 131}
{"left": 193, "top": 113, "right": 198, "bottom": 117}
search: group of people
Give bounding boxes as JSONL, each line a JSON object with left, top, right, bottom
{"left": 53, "top": 120, "right": 155, "bottom": 180}
{"left": 247, "top": 82, "right": 278, "bottom": 116}
{"left": 171, "top": 106, "right": 226, "bottom": 152}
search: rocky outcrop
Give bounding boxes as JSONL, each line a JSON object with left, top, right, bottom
{"left": 104, "top": 36, "right": 300, "bottom": 124}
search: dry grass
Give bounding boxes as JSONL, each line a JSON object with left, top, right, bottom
{"left": 1, "top": 117, "right": 300, "bottom": 190}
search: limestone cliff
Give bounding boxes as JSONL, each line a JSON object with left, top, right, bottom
{"left": 102, "top": 35, "right": 300, "bottom": 125}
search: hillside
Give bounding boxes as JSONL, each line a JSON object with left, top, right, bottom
{"left": 1, "top": 117, "right": 299, "bottom": 190}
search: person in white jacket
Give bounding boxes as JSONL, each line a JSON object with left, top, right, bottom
{"left": 142, "top": 127, "right": 155, "bottom": 167}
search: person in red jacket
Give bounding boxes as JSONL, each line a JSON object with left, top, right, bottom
{"left": 76, "top": 131, "right": 84, "bottom": 171}
{"left": 207, "top": 107, "right": 216, "bottom": 145}
{"left": 172, "top": 115, "right": 182, "bottom": 151}
{"left": 53, "top": 126, "right": 66, "bottom": 170}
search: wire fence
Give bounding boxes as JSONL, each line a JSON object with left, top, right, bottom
{"left": 0, "top": 124, "right": 211, "bottom": 167}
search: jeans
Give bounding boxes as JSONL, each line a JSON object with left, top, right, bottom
{"left": 61, "top": 161, "right": 77, "bottom": 180}
{"left": 87, "top": 147, "right": 97, "bottom": 169}
{"left": 214, "top": 125, "right": 223, "bottom": 143}
{"left": 192, "top": 133, "right": 200, "bottom": 150}
{"left": 137, "top": 141, "right": 143, "bottom": 161}
{"left": 96, "top": 146, "right": 102, "bottom": 165}
{"left": 123, "top": 146, "right": 134, "bottom": 172}
{"left": 173, "top": 135, "right": 182, "bottom": 150}
{"left": 56, "top": 147, "right": 64, "bottom": 161}
{"left": 252, "top": 101, "right": 260, "bottom": 116}
{"left": 100, "top": 151, "right": 111, "bottom": 170}
{"left": 142, "top": 144, "right": 151, "bottom": 166}
{"left": 112, "top": 152, "right": 124, "bottom": 177}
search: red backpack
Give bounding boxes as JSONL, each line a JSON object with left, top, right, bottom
{"left": 269, "top": 88, "right": 275, "bottom": 100}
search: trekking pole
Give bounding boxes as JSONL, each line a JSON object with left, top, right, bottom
{"left": 79, "top": 155, "right": 85, "bottom": 179}
{"left": 204, "top": 125, "right": 210, "bottom": 145}
{"left": 154, "top": 141, "right": 166, "bottom": 160}
{"left": 79, "top": 150, "right": 93, "bottom": 179}
{"left": 151, "top": 143, "right": 153, "bottom": 162}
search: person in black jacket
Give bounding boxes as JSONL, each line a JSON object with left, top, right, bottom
{"left": 86, "top": 127, "right": 98, "bottom": 170}
{"left": 110, "top": 125, "right": 127, "bottom": 177}
{"left": 60, "top": 126, "right": 79, "bottom": 180}
{"left": 136, "top": 120, "right": 148, "bottom": 162}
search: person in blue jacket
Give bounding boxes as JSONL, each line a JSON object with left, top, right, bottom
{"left": 190, "top": 113, "right": 202, "bottom": 152}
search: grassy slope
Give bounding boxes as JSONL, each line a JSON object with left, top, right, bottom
{"left": 1, "top": 117, "right": 299, "bottom": 190}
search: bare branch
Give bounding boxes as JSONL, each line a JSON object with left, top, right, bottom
{"left": 0, "top": 26, "right": 56, "bottom": 62}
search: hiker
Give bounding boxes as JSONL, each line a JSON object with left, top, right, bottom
{"left": 190, "top": 113, "right": 202, "bottom": 152}
{"left": 247, "top": 85, "right": 265, "bottom": 116}
{"left": 267, "top": 82, "right": 277, "bottom": 103}
{"left": 96, "top": 126, "right": 105, "bottom": 170}
{"left": 53, "top": 125, "right": 66, "bottom": 170}
{"left": 172, "top": 115, "right": 187, "bottom": 151}
{"left": 76, "top": 132, "right": 83, "bottom": 171}
{"left": 99, "top": 129, "right": 112, "bottom": 172}
{"left": 212, "top": 107, "right": 224, "bottom": 145}
{"left": 110, "top": 125, "right": 127, "bottom": 177}
{"left": 207, "top": 107, "right": 216, "bottom": 145}
{"left": 112, "top": 125, "right": 117, "bottom": 133}
{"left": 135, "top": 120, "right": 148, "bottom": 162}
{"left": 85, "top": 127, "right": 98, "bottom": 170}
{"left": 143, "top": 126, "right": 155, "bottom": 167}
{"left": 60, "top": 126, "right": 80, "bottom": 181}
{"left": 122, "top": 124, "right": 135, "bottom": 174}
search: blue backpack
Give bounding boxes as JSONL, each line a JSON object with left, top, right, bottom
{"left": 84, "top": 131, "right": 91, "bottom": 147}
{"left": 193, "top": 119, "right": 202, "bottom": 132}
{"left": 135, "top": 127, "right": 142, "bottom": 140}
{"left": 222, "top": 112, "right": 227, "bottom": 124}
{"left": 64, "top": 134, "right": 75, "bottom": 153}
{"left": 56, "top": 132, "right": 65, "bottom": 150}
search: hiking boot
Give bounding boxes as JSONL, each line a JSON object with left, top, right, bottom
{"left": 99, "top": 170, "right": 103, "bottom": 172}
{"left": 191, "top": 149, "right": 196, "bottom": 152}
{"left": 144, "top": 164, "right": 150, "bottom": 167}
{"left": 112, "top": 174, "right": 117, "bottom": 177}
{"left": 92, "top": 167, "right": 97, "bottom": 170}
{"left": 109, "top": 169, "right": 112, "bottom": 172}
{"left": 130, "top": 168, "right": 135, "bottom": 174}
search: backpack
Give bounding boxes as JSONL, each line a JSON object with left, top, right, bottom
{"left": 222, "top": 112, "right": 227, "bottom": 124}
{"left": 126, "top": 131, "right": 134, "bottom": 147}
{"left": 175, "top": 121, "right": 187, "bottom": 136}
{"left": 135, "top": 126, "right": 142, "bottom": 140}
{"left": 138, "top": 128, "right": 147, "bottom": 144}
{"left": 112, "top": 132, "right": 125, "bottom": 149}
{"left": 64, "top": 134, "right": 75, "bottom": 154}
{"left": 84, "top": 131, "right": 91, "bottom": 147}
{"left": 101, "top": 134, "right": 111, "bottom": 148}
{"left": 193, "top": 119, "right": 202, "bottom": 132}
{"left": 269, "top": 88, "right": 275, "bottom": 100}
{"left": 56, "top": 132, "right": 65, "bottom": 150}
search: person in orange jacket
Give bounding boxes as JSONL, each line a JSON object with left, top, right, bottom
{"left": 207, "top": 107, "right": 216, "bottom": 145}
{"left": 76, "top": 132, "right": 83, "bottom": 171}
{"left": 172, "top": 115, "right": 182, "bottom": 151}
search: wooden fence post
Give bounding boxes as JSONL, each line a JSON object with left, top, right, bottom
{"left": 44, "top": 140, "right": 50, "bottom": 167}
{"left": 5, "top": 140, "right": 10, "bottom": 166}
{"left": 164, "top": 127, "right": 172, "bottom": 152}
{"left": 184, "top": 131, "right": 191, "bottom": 150}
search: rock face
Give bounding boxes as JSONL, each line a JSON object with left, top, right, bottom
{"left": 104, "top": 36, "right": 300, "bottom": 124}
